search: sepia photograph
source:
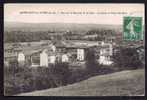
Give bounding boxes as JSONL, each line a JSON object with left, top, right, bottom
{"left": 4, "top": 4, "right": 145, "bottom": 96}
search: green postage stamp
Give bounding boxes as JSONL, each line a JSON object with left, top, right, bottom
{"left": 123, "top": 17, "right": 143, "bottom": 40}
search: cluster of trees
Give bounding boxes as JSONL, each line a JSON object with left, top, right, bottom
{"left": 4, "top": 31, "right": 54, "bottom": 43}
{"left": 113, "top": 47, "right": 143, "bottom": 70}
{"left": 86, "top": 29, "right": 113, "bottom": 34}
{"left": 85, "top": 47, "right": 143, "bottom": 72}
{"left": 85, "top": 29, "right": 116, "bottom": 41}
{"left": 4, "top": 30, "right": 83, "bottom": 43}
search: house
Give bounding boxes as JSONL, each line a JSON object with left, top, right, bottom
{"left": 4, "top": 42, "right": 56, "bottom": 67}
{"left": 4, "top": 53, "right": 17, "bottom": 67}
{"left": 98, "top": 42, "right": 113, "bottom": 65}
{"left": 23, "top": 48, "right": 56, "bottom": 67}
{"left": 83, "top": 34, "right": 98, "bottom": 40}
{"left": 18, "top": 52, "right": 25, "bottom": 66}
{"left": 61, "top": 54, "right": 69, "bottom": 63}
{"left": 77, "top": 49, "right": 85, "bottom": 61}
{"left": 16, "top": 43, "right": 58, "bottom": 67}
{"left": 40, "top": 49, "right": 48, "bottom": 67}
{"left": 53, "top": 41, "right": 66, "bottom": 53}
{"left": 49, "top": 55, "right": 56, "bottom": 64}
{"left": 20, "top": 49, "right": 42, "bottom": 67}
{"left": 4, "top": 47, "right": 14, "bottom": 53}
{"left": 4, "top": 43, "right": 23, "bottom": 66}
{"left": 50, "top": 40, "right": 93, "bottom": 63}
{"left": 4, "top": 44, "right": 14, "bottom": 53}
{"left": 67, "top": 45, "right": 92, "bottom": 64}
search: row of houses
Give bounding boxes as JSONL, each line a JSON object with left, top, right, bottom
{"left": 4, "top": 40, "right": 114, "bottom": 67}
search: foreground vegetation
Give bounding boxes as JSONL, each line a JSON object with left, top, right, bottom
{"left": 17, "top": 69, "right": 145, "bottom": 96}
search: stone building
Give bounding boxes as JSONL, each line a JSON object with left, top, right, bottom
{"left": 98, "top": 42, "right": 113, "bottom": 65}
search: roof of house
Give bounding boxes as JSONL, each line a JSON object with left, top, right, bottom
{"left": 53, "top": 41, "right": 66, "bottom": 48}
{"left": 4, "top": 44, "right": 14, "bottom": 50}
{"left": 66, "top": 44, "right": 91, "bottom": 49}
{"left": 22, "top": 49, "right": 42, "bottom": 56}
{"left": 4, "top": 53, "right": 17, "bottom": 58}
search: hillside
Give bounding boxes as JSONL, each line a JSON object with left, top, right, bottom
{"left": 17, "top": 69, "right": 145, "bottom": 96}
{"left": 4, "top": 22, "right": 122, "bottom": 33}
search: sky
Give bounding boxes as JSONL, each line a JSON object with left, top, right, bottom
{"left": 4, "top": 4, "right": 145, "bottom": 25}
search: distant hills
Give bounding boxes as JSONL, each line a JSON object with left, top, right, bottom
{"left": 4, "top": 22, "right": 122, "bottom": 33}
{"left": 4, "top": 22, "right": 144, "bottom": 45}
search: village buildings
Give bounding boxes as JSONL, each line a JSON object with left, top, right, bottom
{"left": 6, "top": 39, "right": 144, "bottom": 68}
{"left": 4, "top": 40, "right": 116, "bottom": 68}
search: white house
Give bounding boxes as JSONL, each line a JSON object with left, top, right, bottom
{"left": 62, "top": 54, "right": 69, "bottom": 62}
{"left": 17, "top": 52, "right": 25, "bottom": 66}
{"left": 40, "top": 49, "right": 48, "bottom": 67}
{"left": 99, "top": 55, "right": 113, "bottom": 65}
{"left": 99, "top": 42, "right": 113, "bottom": 65}
{"left": 77, "top": 49, "right": 84, "bottom": 61}
{"left": 18, "top": 52, "right": 25, "bottom": 63}
{"left": 49, "top": 55, "right": 56, "bottom": 64}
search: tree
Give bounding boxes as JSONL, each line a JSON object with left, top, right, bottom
{"left": 52, "top": 62, "right": 70, "bottom": 86}
{"left": 113, "top": 47, "right": 142, "bottom": 70}
{"left": 85, "top": 48, "right": 98, "bottom": 72}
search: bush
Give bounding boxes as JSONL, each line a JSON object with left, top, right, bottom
{"left": 113, "top": 47, "right": 142, "bottom": 70}
{"left": 53, "top": 62, "right": 71, "bottom": 85}
{"left": 4, "top": 62, "right": 71, "bottom": 95}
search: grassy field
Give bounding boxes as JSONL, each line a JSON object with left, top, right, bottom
{"left": 17, "top": 69, "right": 145, "bottom": 96}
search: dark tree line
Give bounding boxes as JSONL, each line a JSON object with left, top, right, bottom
{"left": 86, "top": 29, "right": 115, "bottom": 36}
{"left": 4, "top": 29, "right": 117, "bottom": 43}
{"left": 4, "top": 31, "right": 53, "bottom": 43}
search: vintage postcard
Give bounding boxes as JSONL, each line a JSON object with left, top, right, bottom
{"left": 4, "top": 4, "right": 145, "bottom": 96}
